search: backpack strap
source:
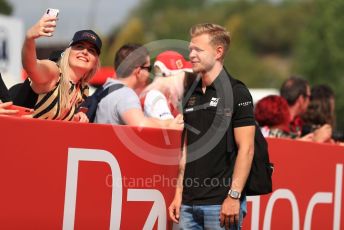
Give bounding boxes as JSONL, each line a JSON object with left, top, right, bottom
{"left": 80, "top": 83, "right": 124, "bottom": 122}
{"left": 181, "top": 74, "right": 201, "bottom": 151}
{"left": 226, "top": 75, "right": 239, "bottom": 153}
{"left": 96, "top": 83, "right": 124, "bottom": 102}
{"left": 182, "top": 74, "right": 201, "bottom": 108}
{"left": 225, "top": 72, "right": 253, "bottom": 153}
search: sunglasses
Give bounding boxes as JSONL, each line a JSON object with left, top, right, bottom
{"left": 140, "top": 65, "right": 152, "bottom": 72}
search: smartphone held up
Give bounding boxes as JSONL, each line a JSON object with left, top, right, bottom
{"left": 44, "top": 8, "right": 59, "bottom": 18}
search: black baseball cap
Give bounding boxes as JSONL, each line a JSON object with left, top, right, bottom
{"left": 69, "top": 30, "right": 102, "bottom": 55}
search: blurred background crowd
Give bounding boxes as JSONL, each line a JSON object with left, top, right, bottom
{"left": 0, "top": 0, "right": 343, "bottom": 138}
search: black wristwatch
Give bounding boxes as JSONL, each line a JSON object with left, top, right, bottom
{"left": 228, "top": 189, "right": 241, "bottom": 199}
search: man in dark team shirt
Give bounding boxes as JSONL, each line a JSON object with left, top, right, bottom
{"left": 169, "top": 23, "right": 255, "bottom": 229}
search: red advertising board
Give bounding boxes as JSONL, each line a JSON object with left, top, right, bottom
{"left": 0, "top": 116, "right": 343, "bottom": 229}
{"left": 0, "top": 116, "right": 180, "bottom": 229}
{"left": 243, "top": 138, "right": 343, "bottom": 230}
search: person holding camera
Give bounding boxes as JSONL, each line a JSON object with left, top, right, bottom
{"left": 21, "top": 11, "right": 102, "bottom": 121}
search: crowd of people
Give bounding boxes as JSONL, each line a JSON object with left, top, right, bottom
{"left": 0, "top": 14, "right": 341, "bottom": 143}
{"left": 255, "top": 76, "right": 343, "bottom": 144}
{"left": 0, "top": 14, "right": 343, "bottom": 229}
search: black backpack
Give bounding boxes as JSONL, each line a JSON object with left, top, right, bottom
{"left": 79, "top": 83, "right": 124, "bottom": 122}
{"left": 246, "top": 124, "right": 274, "bottom": 195}
{"left": 228, "top": 77, "right": 274, "bottom": 196}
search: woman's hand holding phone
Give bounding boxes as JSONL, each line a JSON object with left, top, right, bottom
{"left": 26, "top": 8, "right": 59, "bottom": 39}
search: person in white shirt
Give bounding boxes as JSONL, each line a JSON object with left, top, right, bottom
{"left": 140, "top": 50, "right": 195, "bottom": 120}
{"left": 95, "top": 44, "right": 183, "bottom": 129}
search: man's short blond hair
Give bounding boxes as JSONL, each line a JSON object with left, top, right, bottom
{"left": 190, "top": 23, "right": 231, "bottom": 59}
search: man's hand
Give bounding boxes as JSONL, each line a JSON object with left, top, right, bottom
{"left": 220, "top": 196, "right": 240, "bottom": 230}
{"left": 168, "top": 114, "right": 184, "bottom": 130}
{"left": 168, "top": 194, "right": 182, "bottom": 223}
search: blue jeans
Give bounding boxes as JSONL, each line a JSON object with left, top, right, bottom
{"left": 179, "top": 196, "right": 246, "bottom": 230}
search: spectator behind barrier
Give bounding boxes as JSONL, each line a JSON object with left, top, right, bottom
{"left": 0, "top": 73, "right": 19, "bottom": 116}
{"left": 22, "top": 13, "right": 102, "bottom": 122}
{"left": 94, "top": 44, "right": 183, "bottom": 129}
{"left": 302, "top": 84, "right": 336, "bottom": 143}
{"left": 280, "top": 76, "right": 311, "bottom": 136}
{"left": 140, "top": 50, "right": 196, "bottom": 119}
{"left": 0, "top": 73, "right": 11, "bottom": 103}
{"left": 255, "top": 95, "right": 292, "bottom": 138}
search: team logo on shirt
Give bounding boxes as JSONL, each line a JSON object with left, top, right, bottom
{"left": 209, "top": 97, "right": 220, "bottom": 107}
{"left": 237, "top": 101, "right": 252, "bottom": 107}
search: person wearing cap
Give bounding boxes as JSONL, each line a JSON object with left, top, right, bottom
{"left": 94, "top": 44, "right": 183, "bottom": 129}
{"left": 140, "top": 50, "right": 196, "bottom": 120}
{"left": 21, "top": 14, "right": 102, "bottom": 121}
{"left": 154, "top": 50, "right": 193, "bottom": 77}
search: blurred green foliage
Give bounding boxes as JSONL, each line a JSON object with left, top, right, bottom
{"left": 0, "top": 0, "right": 12, "bottom": 15}
{"left": 101, "top": 0, "right": 343, "bottom": 129}
{"left": 104, "top": 0, "right": 311, "bottom": 87}
{"left": 294, "top": 0, "right": 344, "bottom": 129}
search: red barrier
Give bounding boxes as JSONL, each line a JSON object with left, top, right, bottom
{"left": 243, "top": 138, "right": 343, "bottom": 230}
{"left": 0, "top": 116, "right": 343, "bottom": 229}
{"left": 0, "top": 116, "right": 180, "bottom": 229}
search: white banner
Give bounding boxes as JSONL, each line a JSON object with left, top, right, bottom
{"left": 0, "top": 14, "right": 23, "bottom": 87}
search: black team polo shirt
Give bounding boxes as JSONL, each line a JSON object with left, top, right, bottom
{"left": 182, "top": 68, "right": 255, "bottom": 205}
